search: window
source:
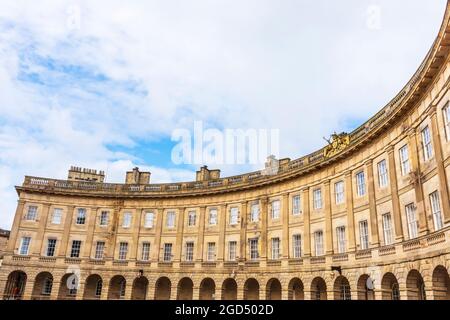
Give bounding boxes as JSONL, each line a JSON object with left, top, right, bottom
{"left": 163, "top": 243, "right": 172, "bottom": 262}
{"left": 188, "top": 211, "right": 196, "bottom": 226}
{"left": 230, "top": 207, "right": 239, "bottom": 225}
{"left": 122, "top": 212, "right": 132, "bottom": 228}
{"left": 166, "top": 211, "right": 176, "bottom": 228}
{"left": 119, "top": 280, "right": 126, "bottom": 298}
{"left": 356, "top": 172, "right": 366, "bottom": 196}
{"left": 359, "top": 220, "right": 369, "bottom": 250}
{"left": 99, "top": 211, "right": 108, "bottom": 226}
{"left": 377, "top": 160, "right": 388, "bottom": 188}
{"left": 249, "top": 238, "right": 259, "bottom": 260}
{"left": 42, "top": 277, "right": 53, "bottom": 296}
{"left": 336, "top": 226, "right": 346, "bottom": 253}
{"left": 118, "top": 242, "right": 128, "bottom": 260}
{"left": 209, "top": 209, "right": 218, "bottom": 225}
{"left": 313, "top": 189, "right": 322, "bottom": 210}
{"left": 443, "top": 103, "right": 450, "bottom": 140}
{"left": 314, "top": 231, "right": 324, "bottom": 256}
{"left": 76, "top": 208, "right": 86, "bottom": 225}
{"left": 250, "top": 204, "right": 260, "bottom": 222}
{"left": 382, "top": 213, "right": 394, "bottom": 245}
{"left": 19, "top": 236, "right": 31, "bottom": 255}
{"left": 399, "top": 145, "right": 410, "bottom": 176}
{"left": 392, "top": 283, "right": 400, "bottom": 300}
{"left": 141, "top": 242, "right": 151, "bottom": 261}
{"left": 95, "top": 241, "right": 105, "bottom": 260}
{"left": 185, "top": 242, "right": 194, "bottom": 261}
{"left": 46, "top": 238, "right": 57, "bottom": 257}
{"left": 271, "top": 237, "right": 280, "bottom": 260}
{"left": 144, "top": 212, "right": 154, "bottom": 228}
{"left": 422, "top": 126, "right": 433, "bottom": 161}
{"left": 335, "top": 181, "right": 344, "bottom": 204}
{"left": 207, "top": 242, "right": 216, "bottom": 261}
{"left": 70, "top": 240, "right": 82, "bottom": 258}
{"left": 228, "top": 241, "right": 237, "bottom": 261}
{"left": 292, "top": 195, "right": 301, "bottom": 215}
{"left": 271, "top": 200, "right": 280, "bottom": 220}
{"left": 406, "top": 203, "right": 418, "bottom": 239}
{"left": 95, "top": 280, "right": 103, "bottom": 297}
{"left": 25, "top": 206, "right": 37, "bottom": 221}
{"left": 52, "top": 208, "right": 62, "bottom": 225}
{"left": 292, "top": 234, "right": 302, "bottom": 258}
{"left": 430, "top": 191, "right": 443, "bottom": 231}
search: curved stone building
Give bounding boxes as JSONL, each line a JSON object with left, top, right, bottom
{"left": 2, "top": 3, "right": 450, "bottom": 301}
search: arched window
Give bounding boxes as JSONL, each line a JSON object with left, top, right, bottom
{"left": 42, "top": 277, "right": 53, "bottom": 296}
{"left": 95, "top": 280, "right": 103, "bottom": 297}
{"left": 392, "top": 283, "right": 400, "bottom": 300}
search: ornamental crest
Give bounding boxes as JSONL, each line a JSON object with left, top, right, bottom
{"left": 323, "top": 132, "right": 350, "bottom": 158}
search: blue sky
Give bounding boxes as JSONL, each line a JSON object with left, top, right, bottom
{"left": 0, "top": 0, "right": 447, "bottom": 229}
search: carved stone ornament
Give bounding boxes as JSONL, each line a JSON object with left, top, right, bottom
{"left": 323, "top": 132, "right": 351, "bottom": 158}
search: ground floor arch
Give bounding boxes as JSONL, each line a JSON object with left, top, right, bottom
{"left": 3, "top": 271, "right": 27, "bottom": 300}
{"left": 199, "top": 278, "right": 215, "bottom": 300}
{"left": 177, "top": 277, "right": 194, "bottom": 300}
{"left": 357, "top": 274, "right": 374, "bottom": 300}
{"left": 334, "top": 276, "right": 351, "bottom": 300}
{"left": 132, "top": 276, "right": 148, "bottom": 300}
{"left": 222, "top": 278, "right": 237, "bottom": 300}
{"left": 107, "top": 275, "right": 126, "bottom": 300}
{"left": 311, "top": 277, "right": 327, "bottom": 300}
{"left": 155, "top": 277, "right": 171, "bottom": 300}
{"left": 432, "top": 265, "right": 450, "bottom": 300}
{"left": 31, "top": 272, "right": 53, "bottom": 300}
{"left": 381, "top": 272, "right": 400, "bottom": 300}
{"left": 288, "top": 278, "right": 304, "bottom": 300}
{"left": 244, "top": 278, "right": 260, "bottom": 300}
{"left": 57, "top": 273, "right": 78, "bottom": 300}
{"left": 266, "top": 278, "right": 282, "bottom": 300}
{"left": 406, "top": 270, "right": 426, "bottom": 300}
{"left": 83, "top": 274, "right": 103, "bottom": 300}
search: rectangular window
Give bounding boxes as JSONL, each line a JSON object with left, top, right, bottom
{"left": 42, "top": 277, "right": 53, "bottom": 296}
{"left": 209, "top": 209, "right": 218, "bottom": 225}
{"left": 141, "top": 242, "right": 151, "bottom": 261}
{"left": 185, "top": 242, "right": 194, "bottom": 262}
{"left": 249, "top": 238, "right": 259, "bottom": 260}
{"left": 230, "top": 207, "right": 239, "bottom": 225}
{"left": 95, "top": 241, "right": 105, "bottom": 260}
{"left": 443, "top": 103, "right": 450, "bottom": 140}
{"left": 25, "top": 206, "right": 37, "bottom": 221}
{"left": 422, "top": 126, "right": 433, "bottom": 161}
{"left": 377, "top": 160, "right": 388, "bottom": 188}
{"left": 359, "top": 220, "right": 369, "bottom": 250}
{"left": 292, "top": 195, "right": 301, "bottom": 215}
{"left": 292, "top": 234, "right": 302, "bottom": 258}
{"left": 336, "top": 226, "right": 346, "bottom": 253}
{"left": 271, "top": 200, "right": 280, "bottom": 220}
{"left": 335, "top": 181, "right": 344, "bottom": 204}
{"left": 70, "top": 240, "right": 82, "bottom": 258}
{"left": 163, "top": 243, "right": 172, "bottom": 262}
{"left": 76, "top": 208, "right": 86, "bottom": 225}
{"left": 399, "top": 145, "right": 410, "bottom": 176}
{"left": 52, "top": 208, "right": 62, "bottom": 225}
{"left": 188, "top": 211, "right": 196, "bottom": 226}
{"left": 118, "top": 242, "right": 128, "bottom": 260}
{"left": 382, "top": 213, "right": 394, "bottom": 245}
{"left": 122, "top": 212, "right": 132, "bottom": 228}
{"left": 314, "top": 231, "right": 324, "bottom": 256}
{"left": 207, "top": 242, "right": 216, "bottom": 261}
{"left": 250, "top": 204, "right": 260, "bottom": 222}
{"left": 313, "top": 189, "right": 322, "bottom": 210}
{"left": 406, "top": 203, "right": 419, "bottom": 239}
{"left": 46, "top": 238, "right": 57, "bottom": 257}
{"left": 228, "top": 241, "right": 237, "bottom": 261}
{"left": 19, "top": 236, "right": 31, "bottom": 255}
{"left": 271, "top": 237, "right": 280, "bottom": 260}
{"left": 99, "top": 211, "right": 108, "bottom": 226}
{"left": 430, "top": 191, "right": 443, "bottom": 231}
{"left": 144, "top": 212, "right": 154, "bottom": 228}
{"left": 166, "top": 211, "right": 176, "bottom": 228}
{"left": 356, "top": 171, "right": 366, "bottom": 196}
{"left": 95, "top": 280, "right": 102, "bottom": 297}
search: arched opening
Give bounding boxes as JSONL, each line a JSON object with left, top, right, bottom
{"left": 266, "top": 278, "right": 282, "bottom": 300}
{"left": 381, "top": 272, "right": 400, "bottom": 300}
{"left": 32, "top": 272, "right": 53, "bottom": 300}
{"left": 58, "top": 273, "right": 78, "bottom": 300}
{"left": 333, "top": 276, "right": 351, "bottom": 300}
{"left": 177, "top": 278, "right": 194, "bottom": 300}
{"left": 357, "top": 274, "right": 374, "bottom": 300}
{"left": 432, "top": 265, "right": 450, "bottom": 300}
{"left": 107, "top": 275, "right": 126, "bottom": 300}
{"left": 310, "top": 277, "right": 327, "bottom": 300}
{"left": 83, "top": 274, "right": 103, "bottom": 300}
{"left": 199, "top": 278, "right": 215, "bottom": 300}
{"left": 3, "top": 271, "right": 27, "bottom": 300}
{"left": 406, "top": 270, "right": 426, "bottom": 300}
{"left": 155, "top": 277, "right": 171, "bottom": 300}
{"left": 244, "top": 278, "right": 260, "bottom": 300}
{"left": 221, "top": 278, "right": 237, "bottom": 300}
{"left": 132, "top": 276, "right": 149, "bottom": 300}
{"left": 288, "top": 278, "right": 304, "bottom": 300}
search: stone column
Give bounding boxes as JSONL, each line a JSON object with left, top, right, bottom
{"left": 345, "top": 172, "right": 356, "bottom": 251}
{"left": 131, "top": 208, "right": 143, "bottom": 260}
{"left": 84, "top": 207, "right": 98, "bottom": 259}
{"left": 196, "top": 206, "right": 206, "bottom": 262}
{"left": 7, "top": 200, "right": 25, "bottom": 253}
{"left": 146, "top": 283, "right": 155, "bottom": 300}
{"left": 153, "top": 208, "right": 164, "bottom": 262}
{"left": 22, "top": 276, "right": 34, "bottom": 300}
{"left": 282, "top": 194, "right": 290, "bottom": 259}
{"left": 239, "top": 201, "right": 248, "bottom": 262}
{"left": 108, "top": 202, "right": 123, "bottom": 259}
{"left": 260, "top": 196, "right": 268, "bottom": 260}
{"left": 100, "top": 280, "right": 110, "bottom": 300}
{"left": 387, "top": 146, "right": 404, "bottom": 240}
{"left": 124, "top": 278, "right": 133, "bottom": 300}
{"left": 302, "top": 188, "right": 311, "bottom": 257}
{"left": 50, "top": 281, "right": 61, "bottom": 300}
{"left": 430, "top": 106, "right": 450, "bottom": 223}
{"left": 59, "top": 206, "right": 75, "bottom": 257}
{"left": 217, "top": 205, "right": 227, "bottom": 262}
{"left": 175, "top": 207, "right": 185, "bottom": 262}
{"left": 75, "top": 280, "right": 85, "bottom": 300}
{"left": 324, "top": 180, "right": 333, "bottom": 254}
{"left": 365, "top": 159, "right": 380, "bottom": 246}
{"left": 35, "top": 203, "right": 50, "bottom": 255}
{"left": 192, "top": 286, "right": 200, "bottom": 300}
